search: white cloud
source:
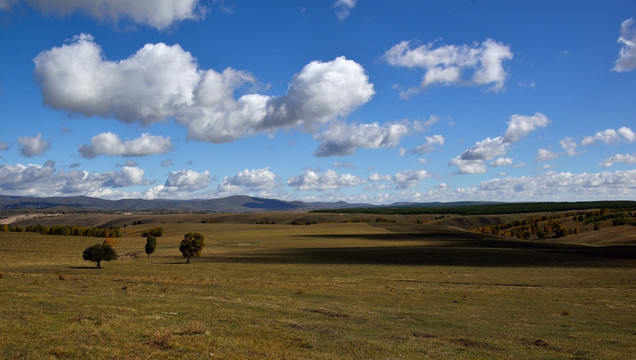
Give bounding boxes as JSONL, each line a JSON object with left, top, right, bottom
{"left": 2, "top": 0, "right": 203, "bottom": 29}
{"left": 581, "top": 126, "right": 635, "bottom": 145}
{"left": 0, "top": 161, "right": 148, "bottom": 197}
{"left": 333, "top": 0, "right": 356, "bottom": 21}
{"left": 160, "top": 159, "right": 174, "bottom": 167}
{"left": 287, "top": 169, "right": 364, "bottom": 191}
{"left": 559, "top": 137, "right": 578, "bottom": 156}
{"left": 490, "top": 157, "right": 513, "bottom": 167}
{"left": 35, "top": 36, "right": 374, "bottom": 146}
{"left": 458, "top": 136, "right": 507, "bottom": 161}
{"left": 502, "top": 113, "right": 549, "bottom": 143}
{"left": 104, "top": 166, "right": 147, "bottom": 188}
{"left": 34, "top": 34, "right": 200, "bottom": 125}
{"left": 613, "top": 18, "right": 636, "bottom": 72}
{"left": 464, "top": 169, "right": 636, "bottom": 201}
{"left": 393, "top": 169, "right": 431, "bottom": 189}
{"left": 451, "top": 113, "right": 550, "bottom": 174}
{"left": 449, "top": 157, "right": 487, "bottom": 174}
{"left": 314, "top": 122, "right": 407, "bottom": 157}
{"left": 411, "top": 134, "right": 445, "bottom": 154}
{"left": 262, "top": 56, "right": 374, "bottom": 131}
{"left": 164, "top": 169, "right": 210, "bottom": 191}
{"left": 599, "top": 153, "right": 636, "bottom": 167}
{"left": 0, "top": 141, "right": 7, "bottom": 150}
{"left": 18, "top": 133, "right": 50, "bottom": 157}
{"left": 368, "top": 173, "right": 391, "bottom": 182}
{"left": 535, "top": 148, "right": 559, "bottom": 163}
{"left": 217, "top": 168, "right": 279, "bottom": 194}
{"left": 79, "top": 132, "right": 173, "bottom": 158}
{"left": 383, "top": 38, "right": 513, "bottom": 95}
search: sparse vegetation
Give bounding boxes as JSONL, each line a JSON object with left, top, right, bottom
{"left": 0, "top": 211, "right": 635, "bottom": 359}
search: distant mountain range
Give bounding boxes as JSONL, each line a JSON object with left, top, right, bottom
{"left": 0, "top": 195, "right": 499, "bottom": 213}
{"left": 0, "top": 195, "right": 373, "bottom": 212}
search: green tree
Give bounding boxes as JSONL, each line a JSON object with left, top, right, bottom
{"left": 179, "top": 232, "right": 205, "bottom": 264}
{"left": 141, "top": 227, "right": 164, "bottom": 237}
{"left": 82, "top": 244, "right": 118, "bottom": 269}
{"left": 145, "top": 236, "right": 157, "bottom": 259}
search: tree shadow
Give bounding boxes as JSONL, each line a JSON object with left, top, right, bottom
{"left": 203, "top": 232, "right": 636, "bottom": 268}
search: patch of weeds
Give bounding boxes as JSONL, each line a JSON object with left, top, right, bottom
{"left": 296, "top": 288, "right": 306, "bottom": 295}
{"left": 48, "top": 346, "right": 71, "bottom": 358}
{"left": 180, "top": 320, "right": 206, "bottom": 335}
{"left": 58, "top": 274, "right": 66, "bottom": 281}
{"left": 306, "top": 308, "right": 349, "bottom": 318}
{"left": 0, "top": 272, "right": 4, "bottom": 279}
{"left": 151, "top": 327, "right": 173, "bottom": 348}
{"left": 561, "top": 310, "right": 570, "bottom": 316}
{"left": 159, "top": 287, "right": 168, "bottom": 293}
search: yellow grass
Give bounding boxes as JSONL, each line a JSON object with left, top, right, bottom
{"left": 0, "top": 214, "right": 635, "bottom": 359}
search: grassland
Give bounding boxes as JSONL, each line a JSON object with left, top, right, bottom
{"left": 1, "top": 212, "right": 635, "bottom": 359}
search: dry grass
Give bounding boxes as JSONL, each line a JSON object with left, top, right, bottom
{"left": 179, "top": 320, "right": 207, "bottom": 335}
{"left": 1, "top": 213, "right": 635, "bottom": 359}
{"left": 151, "top": 327, "right": 173, "bottom": 348}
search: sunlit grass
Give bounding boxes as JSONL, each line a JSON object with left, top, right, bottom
{"left": 1, "top": 218, "right": 635, "bottom": 359}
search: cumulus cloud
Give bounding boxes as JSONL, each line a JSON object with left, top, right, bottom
{"left": 34, "top": 34, "right": 200, "bottom": 125}
{"left": 383, "top": 38, "right": 513, "bottom": 95}
{"left": 1, "top": 0, "right": 203, "bottom": 29}
{"left": 393, "top": 169, "right": 431, "bottom": 189}
{"left": 0, "top": 162, "right": 148, "bottom": 197}
{"left": 490, "top": 157, "right": 513, "bottom": 167}
{"left": 559, "top": 137, "right": 578, "bottom": 156}
{"left": 79, "top": 132, "right": 173, "bottom": 158}
{"left": 287, "top": 169, "right": 364, "bottom": 191}
{"left": 104, "top": 166, "right": 147, "bottom": 188}
{"left": 613, "top": 18, "right": 636, "bottom": 72}
{"left": 261, "top": 57, "right": 374, "bottom": 131}
{"left": 217, "top": 168, "right": 279, "bottom": 194}
{"left": 502, "top": 113, "right": 549, "bottom": 143}
{"left": 458, "top": 137, "right": 507, "bottom": 161}
{"left": 164, "top": 169, "right": 210, "bottom": 191}
{"left": 35, "top": 36, "right": 374, "bottom": 146}
{"left": 18, "top": 133, "right": 50, "bottom": 157}
{"left": 449, "top": 157, "right": 487, "bottom": 174}
{"left": 599, "top": 153, "right": 636, "bottom": 167}
{"left": 411, "top": 134, "right": 445, "bottom": 154}
{"left": 333, "top": 0, "right": 356, "bottom": 21}
{"left": 464, "top": 169, "right": 636, "bottom": 201}
{"left": 535, "top": 148, "right": 559, "bottom": 163}
{"left": 581, "top": 126, "right": 635, "bottom": 146}
{"left": 450, "top": 113, "right": 549, "bottom": 173}
{"left": 314, "top": 122, "right": 407, "bottom": 157}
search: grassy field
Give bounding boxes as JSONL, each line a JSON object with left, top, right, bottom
{"left": 1, "top": 213, "right": 635, "bottom": 359}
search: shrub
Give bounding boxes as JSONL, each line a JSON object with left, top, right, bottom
{"left": 103, "top": 238, "right": 118, "bottom": 247}
{"left": 151, "top": 327, "right": 173, "bottom": 348}
{"left": 180, "top": 320, "right": 206, "bottom": 335}
{"left": 141, "top": 227, "right": 163, "bottom": 237}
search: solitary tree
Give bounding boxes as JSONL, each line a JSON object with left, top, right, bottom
{"left": 145, "top": 235, "right": 157, "bottom": 259}
{"left": 179, "top": 232, "right": 205, "bottom": 264}
{"left": 82, "top": 244, "right": 118, "bottom": 268}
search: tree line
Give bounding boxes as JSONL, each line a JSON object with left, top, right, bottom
{"left": 313, "top": 201, "right": 636, "bottom": 216}
{"left": 0, "top": 224, "right": 121, "bottom": 238}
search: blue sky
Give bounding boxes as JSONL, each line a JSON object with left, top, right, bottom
{"left": 0, "top": 0, "right": 635, "bottom": 203}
